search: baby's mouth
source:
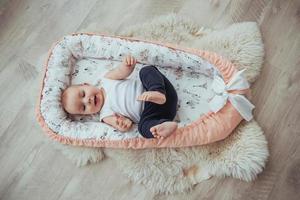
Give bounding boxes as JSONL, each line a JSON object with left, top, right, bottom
{"left": 94, "top": 95, "right": 97, "bottom": 106}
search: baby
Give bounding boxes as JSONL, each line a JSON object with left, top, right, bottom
{"left": 61, "top": 55, "right": 178, "bottom": 139}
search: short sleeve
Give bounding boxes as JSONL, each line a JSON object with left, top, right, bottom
{"left": 99, "top": 104, "right": 114, "bottom": 122}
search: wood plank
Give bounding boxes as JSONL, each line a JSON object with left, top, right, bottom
{"left": 0, "top": 0, "right": 299, "bottom": 199}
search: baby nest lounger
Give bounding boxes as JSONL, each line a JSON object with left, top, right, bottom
{"left": 35, "top": 33, "right": 255, "bottom": 149}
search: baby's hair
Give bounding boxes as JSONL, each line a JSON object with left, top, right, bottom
{"left": 61, "top": 84, "right": 81, "bottom": 113}
{"left": 61, "top": 86, "right": 71, "bottom": 113}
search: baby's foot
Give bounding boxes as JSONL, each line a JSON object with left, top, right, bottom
{"left": 150, "top": 121, "right": 178, "bottom": 139}
{"left": 137, "top": 91, "right": 166, "bottom": 104}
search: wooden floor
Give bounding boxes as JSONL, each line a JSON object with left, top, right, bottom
{"left": 0, "top": 0, "right": 299, "bottom": 199}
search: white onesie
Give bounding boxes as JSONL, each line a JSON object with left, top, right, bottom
{"left": 99, "top": 76, "right": 145, "bottom": 123}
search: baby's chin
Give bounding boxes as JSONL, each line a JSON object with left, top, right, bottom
{"left": 94, "top": 107, "right": 102, "bottom": 113}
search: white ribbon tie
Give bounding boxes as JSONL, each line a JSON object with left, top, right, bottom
{"left": 208, "top": 69, "right": 255, "bottom": 121}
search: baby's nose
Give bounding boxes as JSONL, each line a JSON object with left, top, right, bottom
{"left": 84, "top": 96, "right": 93, "bottom": 104}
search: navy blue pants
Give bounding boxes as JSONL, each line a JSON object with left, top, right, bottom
{"left": 138, "top": 65, "right": 178, "bottom": 138}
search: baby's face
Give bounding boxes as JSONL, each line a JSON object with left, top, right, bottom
{"left": 62, "top": 83, "right": 104, "bottom": 115}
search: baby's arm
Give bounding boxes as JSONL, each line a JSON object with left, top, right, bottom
{"left": 102, "top": 114, "right": 133, "bottom": 132}
{"left": 104, "top": 55, "right": 137, "bottom": 80}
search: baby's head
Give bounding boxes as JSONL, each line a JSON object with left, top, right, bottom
{"left": 61, "top": 83, "right": 104, "bottom": 115}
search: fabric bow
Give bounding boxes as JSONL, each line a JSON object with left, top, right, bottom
{"left": 208, "top": 69, "right": 255, "bottom": 121}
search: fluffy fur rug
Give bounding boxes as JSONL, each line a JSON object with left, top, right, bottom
{"left": 50, "top": 14, "right": 269, "bottom": 195}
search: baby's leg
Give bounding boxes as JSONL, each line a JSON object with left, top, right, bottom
{"left": 138, "top": 96, "right": 178, "bottom": 139}
{"left": 138, "top": 118, "right": 177, "bottom": 139}
{"left": 138, "top": 65, "right": 166, "bottom": 104}
{"left": 138, "top": 65, "right": 178, "bottom": 139}
{"left": 149, "top": 72, "right": 178, "bottom": 138}
{"left": 150, "top": 121, "right": 178, "bottom": 138}
{"left": 138, "top": 118, "right": 165, "bottom": 138}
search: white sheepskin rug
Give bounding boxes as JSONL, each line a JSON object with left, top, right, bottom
{"left": 50, "top": 14, "right": 269, "bottom": 195}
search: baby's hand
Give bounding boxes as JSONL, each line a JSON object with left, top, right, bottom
{"left": 114, "top": 113, "right": 133, "bottom": 132}
{"left": 122, "top": 55, "right": 137, "bottom": 69}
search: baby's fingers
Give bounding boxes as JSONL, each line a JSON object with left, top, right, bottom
{"left": 123, "top": 56, "right": 128, "bottom": 65}
{"left": 121, "top": 122, "right": 128, "bottom": 131}
{"left": 130, "top": 57, "right": 134, "bottom": 65}
{"left": 126, "top": 56, "right": 130, "bottom": 64}
{"left": 126, "top": 120, "right": 132, "bottom": 128}
{"left": 120, "top": 120, "right": 125, "bottom": 126}
{"left": 116, "top": 117, "right": 123, "bottom": 126}
{"left": 126, "top": 55, "right": 131, "bottom": 65}
{"left": 132, "top": 58, "right": 137, "bottom": 66}
{"left": 124, "top": 55, "right": 136, "bottom": 66}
